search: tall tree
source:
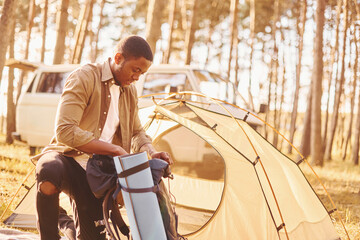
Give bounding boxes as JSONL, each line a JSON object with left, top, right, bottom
{"left": 145, "top": 0, "right": 165, "bottom": 55}
{"left": 342, "top": 23, "right": 357, "bottom": 160}
{"left": 277, "top": 29, "right": 287, "bottom": 146}
{"left": 184, "top": 0, "right": 199, "bottom": 65}
{"left": 16, "top": 0, "right": 36, "bottom": 103}
{"left": 310, "top": 0, "right": 325, "bottom": 166}
{"left": 299, "top": 84, "right": 312, "bottom": 160}
{"left": 287, "top": 0, "right": 307, "bottom": 154}
{"left": 247, "top": 0, "right": 255, "bottom": 111}
{"left": 90, "top": 0, "right": 106, "bottom": 63}
{"left": 6, "top": 20, "right": 16, "bottom": 144}
{"left": 352, "top": 26, "right": 360, "bottom": 165}
{"left": 227, "top": 0, "right": 238, "bottom": 79}
{"left": 204, "top": 0, "right": 222, "bottom": 67}
{"left": 264, "top": 0, "right": 279, "bottom": 140}
{"left": 53, "top": 0, "right": 69, "bottom": 64}
{"left": 40, "top": 0, "right": 48, "bottom": 62}
{"left": 322, "top": 0, "right": 342, "bottom": 147}
{"left": 324, "top": 0, "right": 349, "bottom": 161}
{"left": 71, "top": 0, "right": 95, "bottom": 64}
{"left": 0, "top": 0, "right": 18, "bottom": 84}
{"left": 163, "top": 0, "right": 176, "bottom": 63}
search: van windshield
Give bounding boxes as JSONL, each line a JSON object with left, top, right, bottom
{"left": 193, "top": 70, "right": 235, "bottom": 103}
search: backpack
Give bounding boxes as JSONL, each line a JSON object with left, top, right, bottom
{"left": 86, "top": 154, "right": 185, "bottom": 240}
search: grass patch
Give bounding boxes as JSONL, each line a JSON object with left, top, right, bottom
{"left": 0, "top": 134, "right": 359, "bottom": 239}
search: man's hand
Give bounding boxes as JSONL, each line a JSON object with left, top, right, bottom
{"left": 139, "top": 143, "right": 173, "bottom": 165}
{"left": 150, "top": 151, "right": 173, "bottom": 165}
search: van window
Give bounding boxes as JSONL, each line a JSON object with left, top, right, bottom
{"left": 142, "top": 73, "right": 192, "bottom": 98}
{"left": 36, "top": 72, "right": 70, "bottom": 93}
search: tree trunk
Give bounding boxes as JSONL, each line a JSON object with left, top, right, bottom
{"left": 145, "top": 0, "right": 165, "bottom": 55}
{"left": 91, "top": 0, "right": 106, "bottom": 63}
{"left": 163, "top": 0, "right": 176, "bottom": 64}
{"left": 310, "top": 0, "right": 325, "bottom": 166}
{"left": 342, "top": 25, "right": 357, "bottom": 160}
{"left": 324, "top": 0, "right": 349, "bottom": 161}
{"left": 264, "top": 54, "right": 274, "bottom": 140}
{"left": 352, "top": 26, "right": 360, "bottom": 165}
{"left": 71, "top": 0, "right": 95, "bottom": 64}
{"left": 40, "top": 0, "right": 48, "bottom": 62}
{"left": 204, "top": 23, "right": 215, "bottom": 68}
{"left": 15, "top": 0, "right": 35, "bottom": 103}
{"left": 0, "top": 0, "right": 18, "bottom": 84}
{"left": 233, "top": 36, "right": 239, "bottom": 105}
{"left": 287, "top": 0, "right": 307, "bottom": 154}
{"left": 6, "top": 20, "right": 16, "bottom": 144}
{"left": 299, "top": 84, "right": 312, "bottom": 159}
{"left": 204, "top": 0, "right": 222, "bottom": 67}
{"left": 247, "top": 0, "right": 256, "bottom": 110}
{"left": 184, "top": 0, "right": 199, "bottom": 65}
{"left": 322, "top": 0, "right": 342, "bottom": 147}
{"left": 227, "top": 0, "right": 239, "bottom": 79}
{"left": 53, "top": 0, "right": 69, "bottom": 64}
{"left": 180, "top": 0, "right": 188, "bottom": 32}
{"left": 78, "top": 1, "right": 94, "bottom": 63}
{"left": 277, "top": 29, "right": 287, "bottom": 139}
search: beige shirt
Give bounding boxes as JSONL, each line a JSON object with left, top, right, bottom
{"left": 31, "top": 59, "right": 152, "bottom": 164}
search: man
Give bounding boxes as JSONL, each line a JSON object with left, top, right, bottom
{"left": 34, "top": 36, "right": 172, "bottom": 240}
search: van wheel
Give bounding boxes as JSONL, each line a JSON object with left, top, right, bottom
{"left": 29, "top": 146, "right": 37, "bottom": 156}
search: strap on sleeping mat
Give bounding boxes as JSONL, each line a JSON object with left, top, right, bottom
{"left": 117, "top": 161, "right": 150, "bottom": 178}
{"left": 121, "top": 184, "right": 160, "bottom": 194}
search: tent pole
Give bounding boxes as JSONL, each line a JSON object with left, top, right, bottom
{"left": 0, "top": 165, "right": 36, "bottom": 221}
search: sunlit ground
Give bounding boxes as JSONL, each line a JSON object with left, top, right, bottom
{"left": 0, "top": 134, "right": 359, "bottom": 239}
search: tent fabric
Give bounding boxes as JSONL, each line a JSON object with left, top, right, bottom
{"left": 4, "top": 100, "right": 341, "bottom": 240}
{"left": 151, "top": 102, "right": 339, "bottom": 240}
{"left": 3, "top": 184, "right": 72, "bottom": 229}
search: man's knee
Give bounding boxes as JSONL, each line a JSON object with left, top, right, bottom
{"left": 39, "top": 181, "right": 58, "bottom": 195}
{"left": 36, "top": 152, "right": 65, "bottom": 194}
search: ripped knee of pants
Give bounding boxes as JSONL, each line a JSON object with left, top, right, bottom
{"left": 39, "top": 181, "right": 59, "bottom": 195}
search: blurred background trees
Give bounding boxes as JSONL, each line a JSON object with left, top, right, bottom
{"left": 0, "top": 0, "right": 360, "bottom": 167}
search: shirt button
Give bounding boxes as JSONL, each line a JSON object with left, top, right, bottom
{"left": 108, "top": 95, "right": 111, "bottom": 98}
{"left": 111, "top": 80, "right": 115, "bottom": 84}
{"left": 104, "top": 112, "right": 106, "bottom": 114}
{"left": 105, "top": 82, "right": 107, "bottom": 85}
{"left": 99, "top": 128, "right": 102, "bottom": 131}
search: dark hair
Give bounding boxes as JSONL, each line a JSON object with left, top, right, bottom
{"left": 116, "top": 35, "right": 153, "bottom": 62}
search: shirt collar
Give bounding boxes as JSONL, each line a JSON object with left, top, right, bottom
{"left": 101, "top": 58, "right": 114, "bottom": 82}
{"left": 102, "top": 58, "right": 124, "bottom": 92}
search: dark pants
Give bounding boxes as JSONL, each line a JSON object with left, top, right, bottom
{"left": 36, "top": 151, "right": 105, "bottom": 240}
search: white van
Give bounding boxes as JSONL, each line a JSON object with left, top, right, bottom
{"left": 8, "top": 60, "right": 257, "bottom": 154}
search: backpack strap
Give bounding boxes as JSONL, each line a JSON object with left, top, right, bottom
{"left": 103, "top": 186, "right": 130, "bottom": 240}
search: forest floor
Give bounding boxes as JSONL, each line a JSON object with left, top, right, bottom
{"left": 0, "top": 134, "right": 359, "bottom": 239}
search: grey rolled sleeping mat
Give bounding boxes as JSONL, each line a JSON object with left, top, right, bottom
{"left": 86, "top": 152, "right": 183, "bottom": 240}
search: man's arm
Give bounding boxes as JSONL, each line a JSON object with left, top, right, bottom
{"left": 77, "top": 139, "right": 128, "bottom": 156}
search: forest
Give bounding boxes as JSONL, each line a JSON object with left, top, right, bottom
{"left": 0, "top": 0, "right": 355, "bottom": 166}
{"left": 0, "top": 0, "right": 360, "bottom": 238}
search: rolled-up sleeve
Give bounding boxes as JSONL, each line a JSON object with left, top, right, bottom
{"left": 55, "top": 69, "right": 95, "bottom": 147}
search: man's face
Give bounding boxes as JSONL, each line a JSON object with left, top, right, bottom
{"left": 112, "top": 53, "right": 152, "bottom": 87}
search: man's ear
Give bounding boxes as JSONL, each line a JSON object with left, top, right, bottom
{"left": 114, "top": 53, "right": 124, "bottom": 64}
